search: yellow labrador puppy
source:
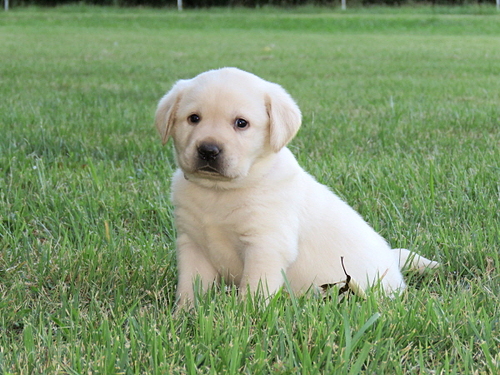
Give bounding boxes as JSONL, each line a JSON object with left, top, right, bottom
{"left": 155, "top": 67, "right": 438, "bottom": 307}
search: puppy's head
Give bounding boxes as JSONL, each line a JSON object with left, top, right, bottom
{"left": 155, "top": 68, "right": 301, "bottom": 184}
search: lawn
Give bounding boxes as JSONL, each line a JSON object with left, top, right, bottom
{"left": 0, "top": 4, "right": 499, "bottom": 374}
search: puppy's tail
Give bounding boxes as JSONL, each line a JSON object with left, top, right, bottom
{"left": 395, "top": 248, "right": 440, "bottom": 273}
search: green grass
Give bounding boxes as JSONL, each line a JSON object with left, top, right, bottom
{"left": 1, "top": 5, "right": 499, "bottom": 374}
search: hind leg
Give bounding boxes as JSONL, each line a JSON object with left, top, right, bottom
{"left": 395, "top": 248, "right": 440, "bottom": 273}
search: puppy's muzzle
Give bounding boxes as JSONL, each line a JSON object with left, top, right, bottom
{"left": 196, "top": 142, "right": 224, "bottom": 174}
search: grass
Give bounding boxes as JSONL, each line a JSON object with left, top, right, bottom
{"left": 1, "top": 4, "right": 499, "bottom": 374}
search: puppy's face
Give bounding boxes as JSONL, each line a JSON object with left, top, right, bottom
{"left": 171, "top": 76, "right": 271, "bottom": 181}
{"left": 155, "top": 68, "right": 302, "bottom": 185}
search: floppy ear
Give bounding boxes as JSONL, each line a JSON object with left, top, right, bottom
{"left": 154, "top": 80, "right": 188, "bottom": 145}
{"left": 266, "top": 83, "right": 302, "bottom": 152}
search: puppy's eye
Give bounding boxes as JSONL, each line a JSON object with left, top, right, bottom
{"left": 188, "top": 114, "right": 201, "bottom": 124}
{"left": 234, "top": 118, "right": 249, "bottom": 130}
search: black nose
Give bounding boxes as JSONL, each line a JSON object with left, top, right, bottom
{"left": 197, "top": 143, "right": 221, "bottom": 161}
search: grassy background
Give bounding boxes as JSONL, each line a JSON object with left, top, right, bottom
{"left": 1, "top": 5, "right": 499, "bottom": 374}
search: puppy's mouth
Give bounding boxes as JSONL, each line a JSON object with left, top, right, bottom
{"left": 187, "top": 162, "right": 233, "bottom": 181}
{"left": 198, "top": 164, "right": 222, "bottom": 174}
{"left": 197, "top": 163, "right": 222, "bottom": 174}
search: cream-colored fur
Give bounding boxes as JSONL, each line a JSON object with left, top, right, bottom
{"left": 155, "top": 67, "right": 439, "bottom": 307}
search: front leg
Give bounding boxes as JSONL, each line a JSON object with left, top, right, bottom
{"left": 239, "top": 235, "right": 298, "bottom": 299}
{"left": 176, "top": 233, "right": 218, "bottom": 308}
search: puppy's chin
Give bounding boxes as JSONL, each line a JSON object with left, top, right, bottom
{"left": 182, "top": 167, "right": 238, "bottom": 183}
{"left": 182, "top": 172, "right": 243, "bottom": 191}
{"left": 191, "top": 170, "right": 233, "bottom": 181}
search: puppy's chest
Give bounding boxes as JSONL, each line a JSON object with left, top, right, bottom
{"left": 175, "top": 189, "right": 253, "bottom": 256}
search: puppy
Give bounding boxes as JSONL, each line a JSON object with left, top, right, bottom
{"left": 155, "top": 67, "right": 439, "bottom": 307}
